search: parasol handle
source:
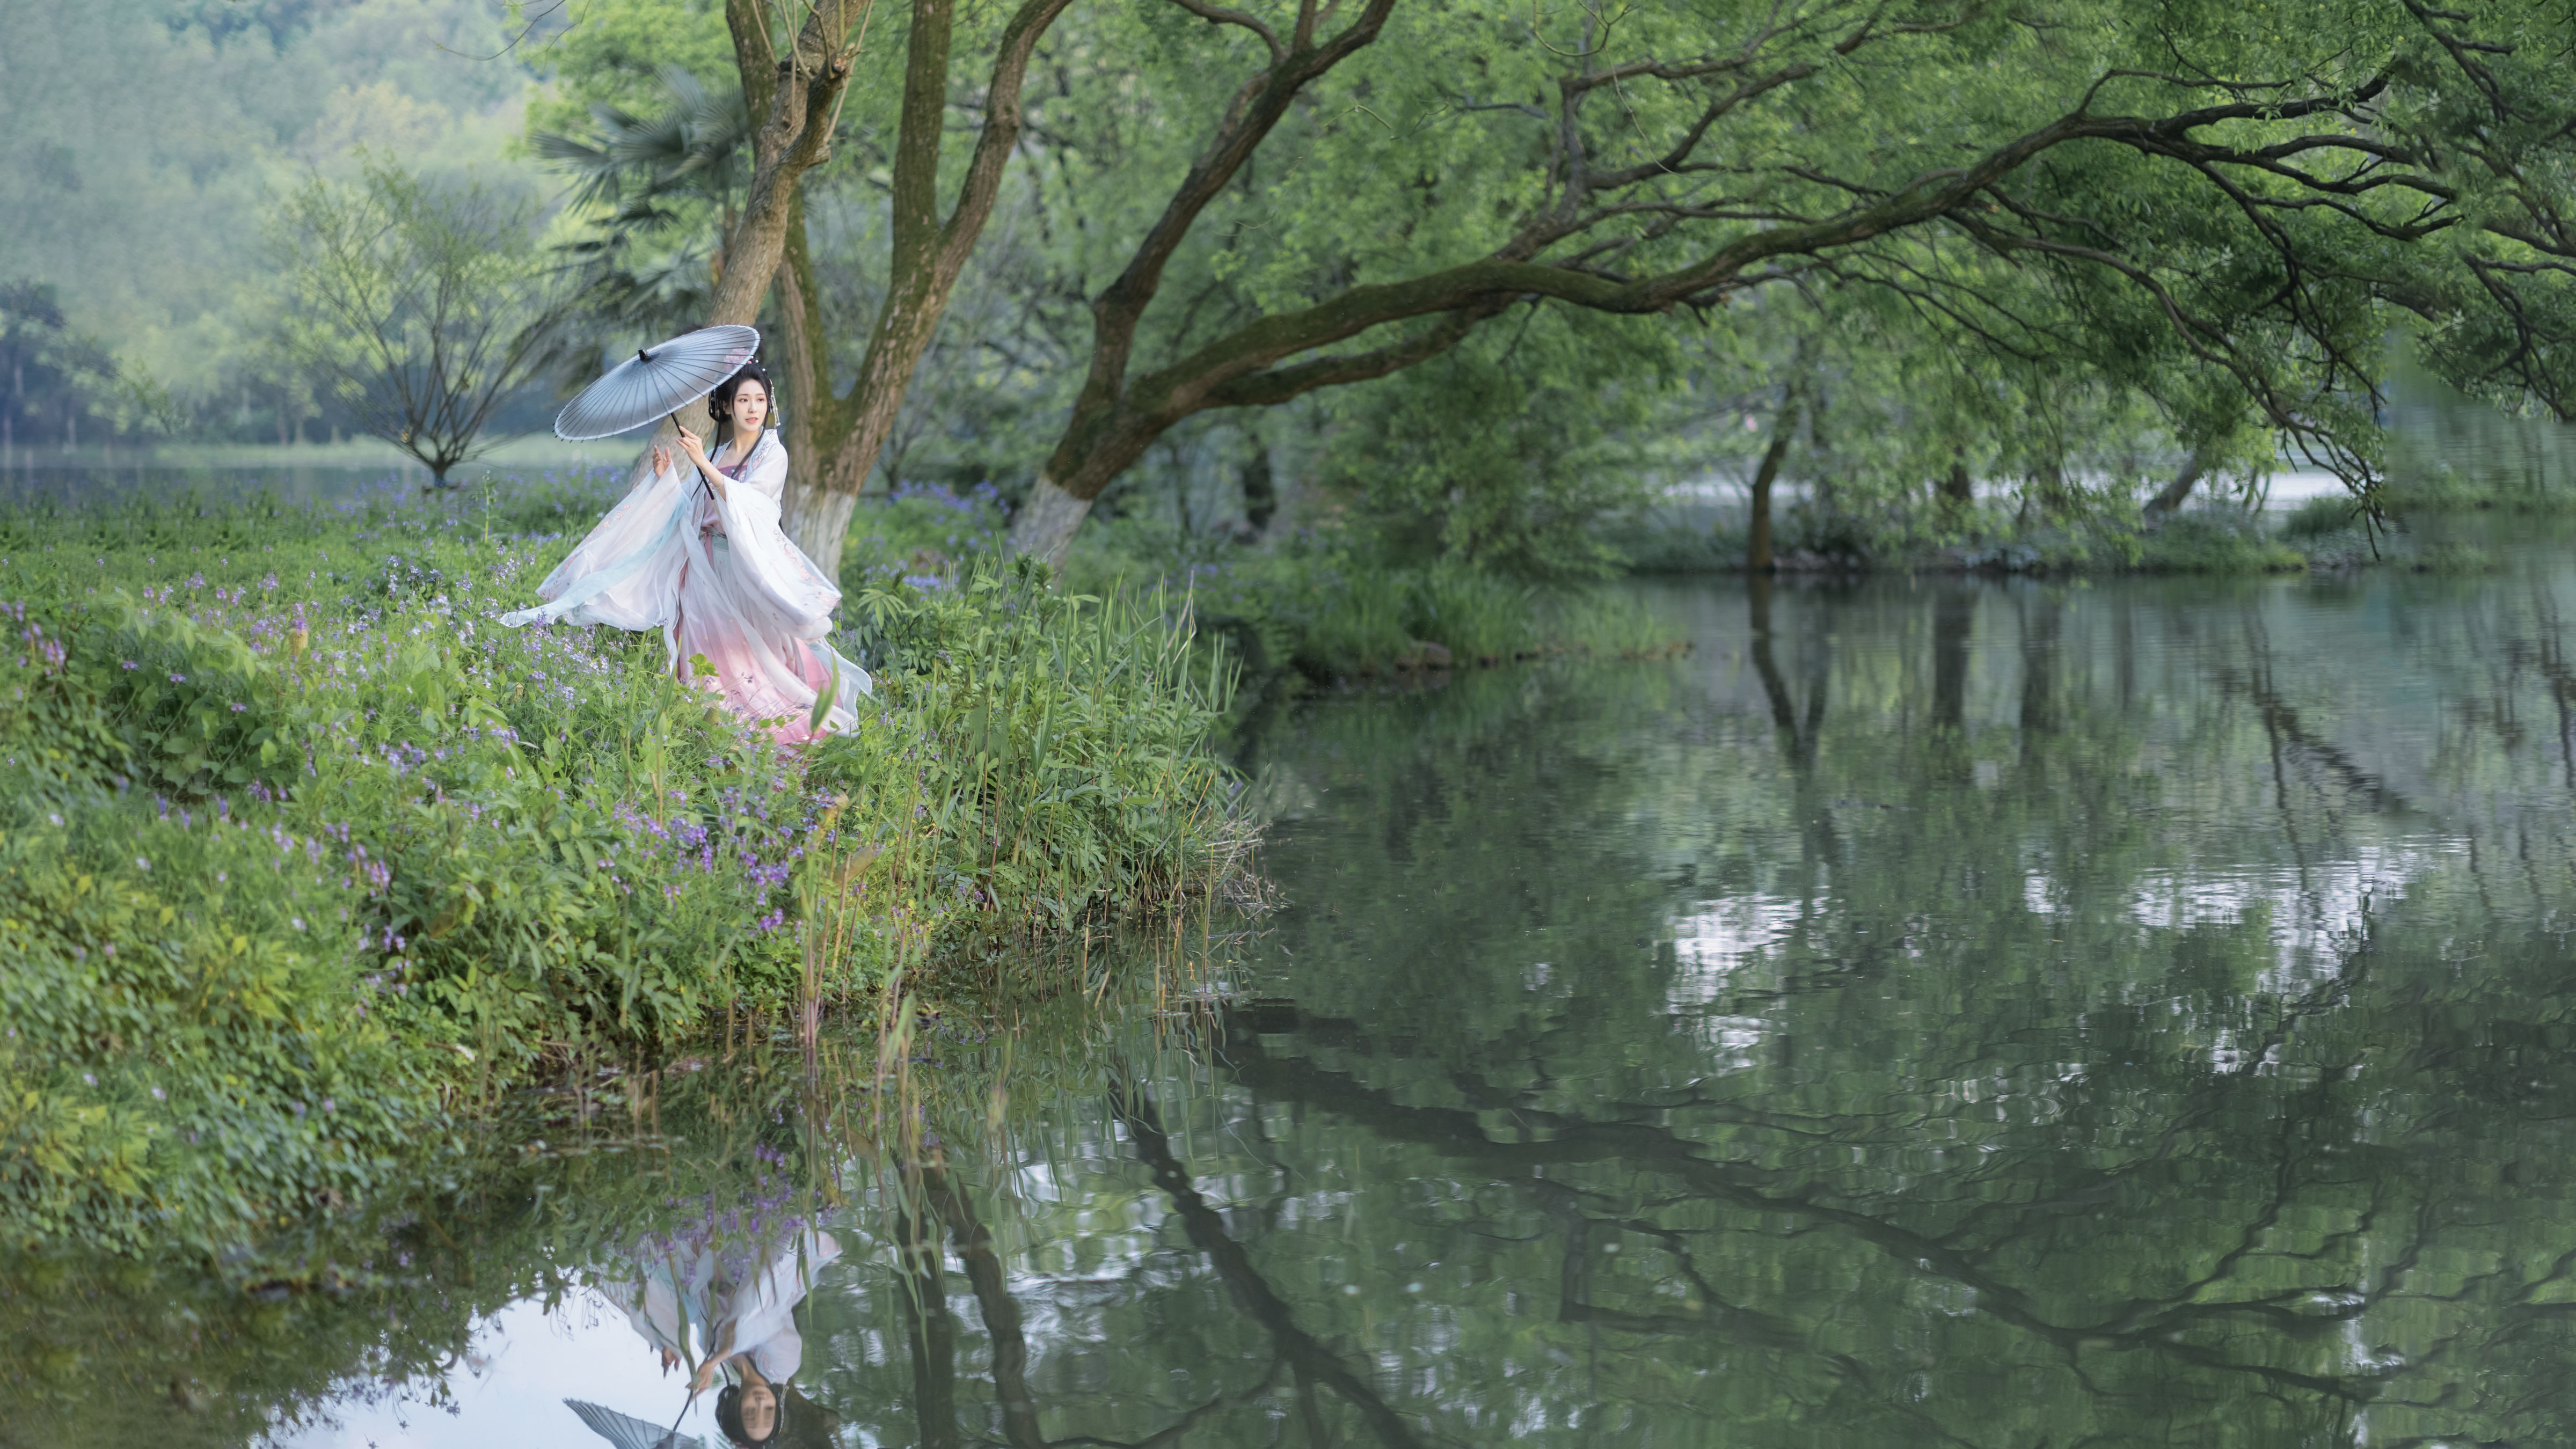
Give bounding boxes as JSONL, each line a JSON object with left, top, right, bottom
{"left": 668, "top": 412, "right": 720, "bottom": 504}
{"left": 660, "top": 1383, "right": 702, "bottom": 1449}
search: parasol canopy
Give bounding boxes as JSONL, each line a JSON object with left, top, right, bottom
{"left": 553, "top": 326, "right": 761, "bottom": 441}
{"left": 564, "top": 1397, "right": 706, "bottom": 1449}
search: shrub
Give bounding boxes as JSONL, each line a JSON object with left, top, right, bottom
{"left": 2277, "top": 493, "right": 2368, "bottom": 541}
{"left": 2133, "top": 511, "right": 2307, "bottom": 574}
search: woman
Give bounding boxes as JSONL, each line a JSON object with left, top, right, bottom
{"left": 501, "top": 363, "right": 867, "bottom": 740}
{"left": 591, "top": 1219, "right": 844, "bottom": 1448}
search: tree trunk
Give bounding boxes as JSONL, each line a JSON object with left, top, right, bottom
{"left": 2028, "top": 451, "right": 2073, "bottom": 517}
{"left": 1743, "top": 407, "right": 1797, "bottom": 573}
{"left": 1940, "top": 451, "right": 1972, "bottom": 510}
{"left": 787, "top": 260, "right": 963, "bottom": 561}
{"left": 772, "top": 191, "right": 836, "bottom": 519}
{"left": 586, "top": 0, "right": 866, "bottom": 516}
{"left": 1242, "top": 432, "right": 1276, "bottom": 533}
{"left": 2143, "top": 444, "right": 2211, "bottom": 519}
{"left": 984, "top": 48, "right": 2398, "bottom": 564}
{"left": 706, "top": 0, "right": 863, "bottom": 332}
{"left": 1805, "top": 382, "right": 1834, "bottom": 517}
{"left": 755, "top": 0, "right": 1072, "bottom": 575}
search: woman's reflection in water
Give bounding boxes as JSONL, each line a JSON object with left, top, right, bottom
{"left": 594, "top": 1216, "right": 843, "bottom": 1448}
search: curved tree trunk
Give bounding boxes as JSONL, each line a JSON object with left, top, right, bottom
{"left": 598, "top": 0, "right": 866, "bottom": 504}
{"left": 2143, "top": 443, "right": 2213, "bottom": 520}
{"left": 1743, "top": 404, "right": 1798, "bottom": 574}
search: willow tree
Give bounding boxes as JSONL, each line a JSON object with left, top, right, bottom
{"left": 933, "top": 0, "right": 2576, "bottom": 566}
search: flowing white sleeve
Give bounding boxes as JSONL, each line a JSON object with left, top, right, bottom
{"left": 708, "top": 437, "right": 843, "bottom": 640}
{"left": 498, "top": 444, "right": 691, "bottom": 631}
{"left": 723, "top": 1228, "right": 842, "bottom": 1384}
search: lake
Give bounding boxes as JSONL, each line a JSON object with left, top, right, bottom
{"left": 17, "top": 546, "right": 2576, "bottom": 1447}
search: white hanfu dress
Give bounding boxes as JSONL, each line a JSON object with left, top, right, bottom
{"left": 594, "top": 1226, "right": 844, "bottom": 1385}
{"left": 500, "top": 430, "right": 867, "bottom": 741}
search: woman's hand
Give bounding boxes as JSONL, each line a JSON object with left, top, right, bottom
{"left": 674, "top": 424, "right": 727, "bottom": 501}
{"left": 651, "top": 443, "right": 673, "bottom": 476}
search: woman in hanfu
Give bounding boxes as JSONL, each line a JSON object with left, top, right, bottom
{"left": 590, "top": 1217, "right": 844, "bottom": 1447}
{"left": 502, "top": 364, "right": 867, "bottom": 740}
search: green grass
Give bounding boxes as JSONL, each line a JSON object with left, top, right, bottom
{"left": 0, "top": 473, "right": 1241, "bottom": 1253}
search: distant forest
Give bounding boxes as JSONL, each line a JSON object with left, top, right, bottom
{"left": 0, "top": 0, "right": 553, "bottom": 449}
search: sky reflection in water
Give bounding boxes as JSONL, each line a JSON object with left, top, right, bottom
{"left": 270, "top": 550, "right": 2576, "bottom": 1448}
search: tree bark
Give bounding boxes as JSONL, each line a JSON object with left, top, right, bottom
{"left": 1242, "top": 430, "right": 1276, "bottom": 533}
{"left": 772, "top": 190, "right": 838, "bottom": 511}
{"left": 1008, "top": 477, "right": 1094, "bottom": 573}
{"left": 2028, "top": 453, "right": 2073, "bottom": 517}
{"left": 1003, "top": 306, "right": 1488, "bottom": 564}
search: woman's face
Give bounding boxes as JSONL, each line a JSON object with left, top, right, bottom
{"left": 728, "top": 380, "right": 769, "bottom": 434}
{"left": 738, "top": 1380, "right": 778, "bottom": 1441}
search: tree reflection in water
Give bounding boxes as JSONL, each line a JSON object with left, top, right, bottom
{"left": 22, "top": 559, "right": 2576, "bottom": 1448}
{"left": 814, "top": 562, "right": 2576, "bottom": 1448}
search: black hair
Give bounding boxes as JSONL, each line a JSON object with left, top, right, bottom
{"left": 708, "top": 363, "right": 776, "bottom": 450}
{"left": 714, "top": 1379, "right": 784, "bottom": 1447}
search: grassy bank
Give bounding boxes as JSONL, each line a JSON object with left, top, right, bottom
{"left": 0, "top": 474, "right": 1242, "bottom": 1253}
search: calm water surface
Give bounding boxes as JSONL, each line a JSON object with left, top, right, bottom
{"left": 30, "top": 553, "right": 2576, "bottom": 1447}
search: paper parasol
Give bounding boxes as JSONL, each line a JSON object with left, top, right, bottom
{"left": 553, "top": 326, "right": 761, "bottom": 442}
{"left": 564, "top": 1397, "right": 707, "bottom": 1449}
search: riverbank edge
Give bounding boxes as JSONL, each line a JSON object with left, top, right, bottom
{"left": 1618, "top": 492, "right": 2541, "bottom": 581}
